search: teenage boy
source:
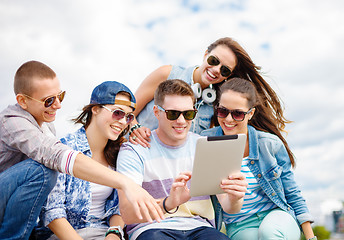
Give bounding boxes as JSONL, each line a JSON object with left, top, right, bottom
{"left": 117, "top": 79, "right": 247, "bottom": 240}
{"left": 0, "top": 60, "right": 163, "bottom": 240}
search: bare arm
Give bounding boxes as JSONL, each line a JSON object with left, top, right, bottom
{"left": 216, "top": 172, "right": 247, "bottom": 214}
{"left": 73, "top": 153, "right": 164, "bottom": 223}
{"left": 301, "top": 221, "right": 315, "bottom": 240}
{"left": 128, "top": 65, "right": 172, "bottom": 147}
{"left": 48, "top": 218, "right": 82, "bottom": 240}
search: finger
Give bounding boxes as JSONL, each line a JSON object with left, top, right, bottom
{"left": 228, "top": 172, "right": 246, "bottom": 180}
{"left": 129, "top": 135, "right": 139, "bottom": 145}
{"left": 139, "top": 201, "right": 153, "bottom": 223}
{"left": 131, "top": 201, "right": 143, "bottom": 220}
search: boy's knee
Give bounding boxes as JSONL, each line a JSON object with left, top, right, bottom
{"left": 26, "top": 160, "right": 57, "bottom": 190}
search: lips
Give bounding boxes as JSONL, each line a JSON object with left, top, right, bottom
{"left": 173, "top": 126, "right": 186, "bottom": 133}
{"left": 110, "top": 125, "right": 122, "bottom": 133}
{"left": 206, "top": 69, "right": 217, "bottom": 79}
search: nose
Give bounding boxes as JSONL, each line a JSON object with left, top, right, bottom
{"left": 225, "top": 112, "right": 234, "bottom": 121}
{"left": 176, "top": 113, "right": 187, "bottom": 123}
{"left": 52, "top": 97, "right": 62, "bottom": 109}
{"left": 118, "top": 115, "right": 128, "bottom": 125}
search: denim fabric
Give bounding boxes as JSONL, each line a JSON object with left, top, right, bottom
{"left": 226, "top": 209, "right": 300, "bottom": 240}
{"left": 0, "top": 159, "right": 57, "bottom": 240}
{"left": 136, "top": 65, "right": 214, "bottom": 134}
{"left": 136, "top": 226, "right": 229, "bottom": 240}
{"left": 201, "top": 125, "right": 313, "bottom": 226}
{"left": 35, "top": 127, "right": 119, "bottom": 235}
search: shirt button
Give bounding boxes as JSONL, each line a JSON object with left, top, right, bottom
{"left": 288, "top": 207, "right": 291, "bottom": 211}
{"left": 271, "top": 192, "right": 276, "bottom": 196}
{"left": 250, "top": 161, "right": 255, "bottom": 165}
{"left": 274, "top": 172, "right": 278, "bottom": 177}
{"left": 257, "top": 174, "right": 262, "bottom": 178}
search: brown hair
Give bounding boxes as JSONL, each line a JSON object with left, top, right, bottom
{"left": 72, "top": 97, "right": 130, "bottom": 168}
{"left": 154, "top": 79, "right": 195, "bottom": 106}
{"left": 208, "top": 37, "right": 290, "bottom": 135}
{"left": 219, "top": 78, "right": 295, "bottom": 167}
{"left": 14, "top": 60, "right": 56, "bottom": 95}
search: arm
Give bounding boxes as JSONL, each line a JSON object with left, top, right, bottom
{"left": 48, "top": 218, "right": 82, "bottom": 240}
{"left": 105, "top": 214, "right": 125, "bottom": 240}
{"left": 216, "top": 171, "right": 247, "bottom": 214}
{"left": 128, "top": 65, "right": 172, "bottom": 147}
{"left": 301, "top": 221, "right": 315, "bottom": 240}
{"left": 73, "top": 153, "right": 164, "bottom": 223}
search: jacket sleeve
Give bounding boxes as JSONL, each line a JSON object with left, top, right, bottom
{"left": 41, "top": 172, "right": 68, "bottom": 226}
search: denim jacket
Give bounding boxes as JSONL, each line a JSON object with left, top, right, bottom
{"left": 39, "top": 127, "right": 120, "bottom": 230}
{"left": 201, "top": 125, "right": 313, "bottom": 227}
{"left": 136, "top": 65, "right": 214, "bottom": 134}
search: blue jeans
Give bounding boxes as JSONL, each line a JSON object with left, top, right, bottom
{"left": 136, "top": 226, "right": 230, "bottom": 240}
{"left": 226, "top": 209, "right": 301, "bottom": 240}
{"left": 0, "top": 159, "right": 57, "bottom": 240}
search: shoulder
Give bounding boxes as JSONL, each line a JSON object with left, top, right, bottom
{"left": 250, "top": 126, "right": 284, "bottom": 151}
{"left": 60, "top": 127, "right": 89, "bottom": 151}
{"left": 200, "top": 126, "right": 222, "bottom": 137}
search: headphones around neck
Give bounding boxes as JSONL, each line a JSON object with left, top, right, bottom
{"left": 191, "top": 82, "right": 216, "bottom": 104}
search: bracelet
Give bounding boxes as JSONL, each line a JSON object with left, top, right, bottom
{"left": 307, "top": 237, "right": 317, "bottom": 240}
{"left": 129, "top": 123, "right": 142, "bottom": 136}
{"left": 105, "top": 226, "right": 124, "bottom": 239}
{"left": 162, "top": 196, "right": 179, "bottom": 214}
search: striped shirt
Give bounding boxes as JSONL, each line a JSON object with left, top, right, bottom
{"left": 223, "top": 157, "right": 276, "bottom": 224}
{"left": 117, "top": 131, "right": 215, "bottom": 240}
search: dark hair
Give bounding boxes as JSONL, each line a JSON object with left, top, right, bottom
{"left": 208, "top": 37, "right": 290, "bottom": 135}
{"left": 14, "top": 60, "right": 56, "bottom": 95}
{"left": 154, "top": 79, "right": 195, "bottom": 106}
{"left": 219, "top": 78, "right": 295, "bottom": 168}
{"left": 72, "top": 103, "right": 129, "bottom": 168}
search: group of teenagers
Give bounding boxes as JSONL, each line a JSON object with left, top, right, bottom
{"left": 0, "top": 37, "right": 317, "bottom": 240}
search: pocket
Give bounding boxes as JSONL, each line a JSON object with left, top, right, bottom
{"left": 265, "top": 165, "right": 282, "bottom": 180}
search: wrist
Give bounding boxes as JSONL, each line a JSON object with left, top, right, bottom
{"left": 307, "top": 237, "right": 317, "bottom": 240}
{"left": 105, "top": 226, "right": 124, "bottom": 240}
{"left": 129, "top": 123, "right": 142, "bottom": 135}
{"left": 163, "top": 196, "right": 179, "bottom": 214}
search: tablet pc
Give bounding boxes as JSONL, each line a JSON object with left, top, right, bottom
{"left": 189, "top": 134, "right": 246, "bottom": 197}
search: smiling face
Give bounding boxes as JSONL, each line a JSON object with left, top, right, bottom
{"left": 217, "top": 89, "right": 255, "bottom": 136}
{"left": 91, "top": 93, "right": 133, "bottom": 142}
{"left": 154, "top": 95, "right": 194, "bottom": 146}
{"left": 20, "top": 77, "right": 62, "bottom": 126}
{"left": 197, "top": 45, "right": 237, "bottom": 88}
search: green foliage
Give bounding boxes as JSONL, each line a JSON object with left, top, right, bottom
{"left": 301, "top": 225, "right": 331, "bottom": 240}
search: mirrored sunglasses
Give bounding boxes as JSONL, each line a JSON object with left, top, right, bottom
{"left": 102, "top": 106, "right": 135, "bottom": 124}
{"left": 23, "top": 91, "right": 66, "bottom": 108}
{"left": 215, "top": 106, "right": 253, "bottom": 122}
{"left": 157, "top": 105, "right": 197, "bottom": 121}
{"left": 207, "top": 55, "right": 232, "bottom": 78}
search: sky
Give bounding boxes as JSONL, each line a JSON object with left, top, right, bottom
{"left": 1, "top": 0, "right": 343, "bottom": 229}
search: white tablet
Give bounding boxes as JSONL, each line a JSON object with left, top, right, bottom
{"left": 189, "top": 134, "right": 246, "bottom": 197}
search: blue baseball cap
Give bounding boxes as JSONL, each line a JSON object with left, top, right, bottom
{"left": 90, "top": 81, "right": 136, "bottom": 110}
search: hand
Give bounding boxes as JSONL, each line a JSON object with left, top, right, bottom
{"left": 122, "top": 179, "right": 165, "bottom": 223}
{"left": 166, "top": 172, "right": 192, "bottom": 210}
{"left": 220, "top": 171, "right": 247, "bottom": 201}
{"left": 129, "top": 126, "right": 151, "bottom": 148}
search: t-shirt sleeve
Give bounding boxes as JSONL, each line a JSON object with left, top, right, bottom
{"left": 116, "top": 143, "right": 144, "bottom": 185}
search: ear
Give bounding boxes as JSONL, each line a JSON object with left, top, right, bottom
{"left": 248, "top": 108, "right": 256, "bottom": 120}
{"left": 16, "top": 94, "right": 28, "bottom": 109}
{"left": 91, "top": 105, "right": 101, "bottom": 115}
{"left": 203, "top": 49, "right": 209, "bottom": 61}
{"left": 153, "top": 105, "right": 160, "bottom": 119}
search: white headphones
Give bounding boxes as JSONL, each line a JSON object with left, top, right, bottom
{"left": 191, "top": 82, "right": 216, "bottom": 104}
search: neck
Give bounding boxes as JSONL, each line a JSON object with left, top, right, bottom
{"left": 193, "top": 67, "right": 208, "bottom": 89}
{"left": 85, "top": 124, "right": 107, "bottom": 164}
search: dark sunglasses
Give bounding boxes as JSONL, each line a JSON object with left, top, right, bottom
{"left": 215, "top": 106, "right": 253, "bottom": 122}
{"left": 23, "top": 91, "right": 66, "bottom": 108}
{"left": 157, "top": 105, "right": 197, "bottom": 121}
{"left": 207, "top": 55, "right": 232, "bottom": 78}
{"left": 102, "top": 106, "right": 135, "bottom": 124}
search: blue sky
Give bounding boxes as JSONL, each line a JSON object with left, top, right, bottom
{"left": 0, "top": 0, "right": 343, "bottom": 229}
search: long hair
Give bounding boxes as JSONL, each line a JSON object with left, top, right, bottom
{"left": 208, "top": 37, "right": 290, "bottom": 134}
{"left": 72, "top": 104, "right": 129, "bottom": 168}
{"left": 219, "top": 78, "right": 295, "bottom": 168}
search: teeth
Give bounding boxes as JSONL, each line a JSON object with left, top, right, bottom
{"left": 174, "top": 127, "right": 185, "bottom": 131}
{"left": 224, "top": 123, "right": 235, "bottom": 128}
{"left": 111, "top": 126, "right": 122, "bottom": 131}
{"left": 207, "top": 70, "right": 216, "bottom": 79}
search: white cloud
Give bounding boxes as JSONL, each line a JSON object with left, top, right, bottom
{"left": 0, "top": 0, "right": 343, "bottom": 228}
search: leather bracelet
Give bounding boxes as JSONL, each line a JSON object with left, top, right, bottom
{"left": 129, "top": 123, "right": 142, "bottom": 136}
{"left": 163, "top": 196, "right": 179, "bottom": 214}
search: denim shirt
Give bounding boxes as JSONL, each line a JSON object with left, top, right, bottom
{"left": 201, "top": 125, "right": 314, "bottom": 226}
{"left": 39, "top": 127, "right": 120, "bottom": 230}
{"left": 136, "top": 65, "right": 214, "bottom": 134}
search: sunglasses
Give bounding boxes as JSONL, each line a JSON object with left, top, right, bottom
{"left": 215, "top": 106, "right": 253, "bottom": 122}
{"left": 157, "top": 105, "right": 197, "bottom": 121}
{"left": 207, "top": 55, "right": 232, "bottom": 78}
{"left": 102, "top": 105, "right": 135, "bottom": 124}
{"left": 23, "top": 91, "right": 66, "bottom": 108}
